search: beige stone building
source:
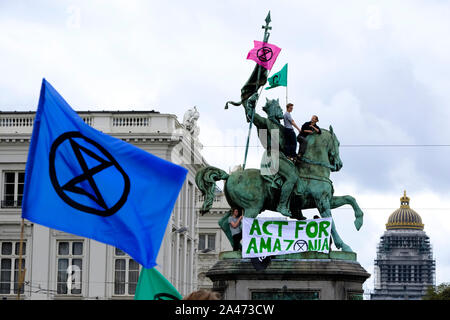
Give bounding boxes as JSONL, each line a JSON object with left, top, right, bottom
{"left": 196, "top": 190, "right": 231, "bottom": 290}
{"left": 0, "top": 109, "right": 206, "bottom": 299}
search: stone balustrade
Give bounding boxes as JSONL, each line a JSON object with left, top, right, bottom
{"left": 0, "top": 111, "right": 183, "bottom": 136}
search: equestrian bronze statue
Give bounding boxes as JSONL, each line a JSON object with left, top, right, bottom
{"left": 195, "top": 12, "right": 363, "bottom": 253}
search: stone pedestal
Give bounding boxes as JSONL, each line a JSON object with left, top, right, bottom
{"left": 206, "top": 251, "right": 370, "bottom": 300}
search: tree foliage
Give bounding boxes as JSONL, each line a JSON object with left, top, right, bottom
{"left": 423, "top": 283, "right": 450, "bottom": 300}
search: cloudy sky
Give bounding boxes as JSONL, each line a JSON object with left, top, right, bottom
{"left": 1, "top": 0, "right": 450, "bottom": 294}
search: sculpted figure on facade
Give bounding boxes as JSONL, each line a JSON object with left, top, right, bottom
{"left": 183, "top": 106, "right": 200, "bottom": 138}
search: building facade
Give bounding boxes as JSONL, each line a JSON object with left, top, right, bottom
{"left": 371, "top": 192, "right": 436, "bottom": 300}
{"left": 0, "top": 109, "right": 206, "bottom": 299}
{"left": 196, "top": 190, "right": 231, "bottom": 290}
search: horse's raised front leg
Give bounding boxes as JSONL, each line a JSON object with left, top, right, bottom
{"left": 330, "top": 195, "right": 364, "bottom": 231}
{"left": 316, "top": 195, "right": 353, "bottom": 253}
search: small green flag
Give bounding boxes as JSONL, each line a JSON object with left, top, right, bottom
{"left": 134, "top": 267, "right": 182, "bottom": 300}
{"left": 265, "top": 63, "right": 288, "bottom": 90}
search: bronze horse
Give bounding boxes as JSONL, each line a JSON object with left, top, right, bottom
{"left": 196, "top": 127, "right": 363, "bottom": 252}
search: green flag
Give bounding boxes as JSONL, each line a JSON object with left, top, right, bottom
{"left": 218, "top": 210, "right": 233, "bottom": 246}
{"left": 265, "top": 63, "right": 288, "bottom": 90}
{"left": 134, "top": 267, "right": 182, "bottom": 300}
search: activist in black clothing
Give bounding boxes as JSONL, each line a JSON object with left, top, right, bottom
{"left": 297, "top": 115, "right": 321, "bottom": 158}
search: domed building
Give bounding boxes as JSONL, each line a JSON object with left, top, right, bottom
{"left": 371, "top": 191, "right": 435, "bottom": 300}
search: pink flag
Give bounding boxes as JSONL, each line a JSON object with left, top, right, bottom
{"left": 246, "top": 40, "right": 282, "bottom": 71}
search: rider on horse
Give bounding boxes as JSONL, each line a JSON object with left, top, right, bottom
{"left": 243, "top": 92, "right": 297, "bottom": 217}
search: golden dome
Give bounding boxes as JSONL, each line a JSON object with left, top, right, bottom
{"left": 386, "top": 191, "right": 424, "bottom": 230}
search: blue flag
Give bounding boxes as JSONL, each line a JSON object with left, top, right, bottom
{"left": 22, "top": 79, "right": 188, "bottom": 268}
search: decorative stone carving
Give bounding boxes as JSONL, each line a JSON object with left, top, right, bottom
{"left": 183, "top": 106, "right": 200, "bottom": 138}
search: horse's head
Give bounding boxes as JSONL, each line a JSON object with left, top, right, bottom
{"left": 328, "top": 125, "right": 343, "bottom": 172}
{"left": 262, "top": 98, "right": 284, "bottom": 121}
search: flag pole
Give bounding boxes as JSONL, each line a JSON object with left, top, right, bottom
{"left": 285, "top": 63, "right": 288, "bottom": 107}
{"left": 17, "top": 218, "right": 25, "bottom": 300}
{"left": 286, "top": 84, "right": 288, "bottom": 107}
{"left": 243, "top": 84, "right": 266, "bottom": 169}
{"left": 243, "top": 11, "right": 272, "bottom": 170}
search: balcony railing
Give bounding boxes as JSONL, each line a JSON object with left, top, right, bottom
{"left": 0, "top": 112, "right": 179, "bottom": 136}
{"left": 197, "top": 195, "right": 222, "bottom": 203}
{"left": 112, "top": 116, "right": 149, "bottom": 127}
{"left": 0, "top": 117, "right": 34, "bottom": 127}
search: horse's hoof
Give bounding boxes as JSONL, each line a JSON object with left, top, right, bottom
{"left": 354, "top": 217, "right": 363, "bottom": 231}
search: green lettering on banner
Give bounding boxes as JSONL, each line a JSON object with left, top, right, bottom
{"left": 295, "top": 221, "right": 306, "bottom": 238}
{"left": 262, "top": 221, "right": 273, "bottom": 236}
{"left": 260, "top": 237, "right": 272, "bottom": 253}
{"left": 246, "top": 237, "right": 258, "bottom": 254}
{"left": 319, "top": 220, "right": 331, "bottom": 237}
{"left": 306, "top": 221, "right": 318, "bottom": 238}
{"left": 273, "top": 238, "right": 281, "bottom": 251}
{"left": 284, "top": 239, "right": 294, "bottom": 250}
{"left": 250, "top": 220, "right": 262, "bottom": 236}
{"left": 321, "top": 238, "right": 329, "bottom": 251}
{"left": 308, "top": 239, "right": 317, "bottom": 251}
{"left": 273, "top": 221, "right": 288, "bottom": 237}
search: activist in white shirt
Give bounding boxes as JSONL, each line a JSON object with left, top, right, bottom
{"left": 228, "top": 208, "right": 243, "bottom": 251}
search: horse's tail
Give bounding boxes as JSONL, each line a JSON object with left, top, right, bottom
{"left": 195, "top": 166, "right": 229, "bottom": 214}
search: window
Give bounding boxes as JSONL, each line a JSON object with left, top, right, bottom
{"left": 198, "top": 234, "right": 216, "bottom": 253}
{"left": 187, "top": 182, "right": 193, "bottom": 228}
{"left": 387, "top": 265, "right": 394, "bottom": 283}
{"left": 2, "top": 171, "right": 25, "bottom": 208}
{"left": 113, "top": 248, "right": 140, "bottom": 296}
{"left": 0, "top": 241, "right": 26, "bottom": 295}
{"left": 56, "top": 241, "right": 83, "bottom": 295}
{"left": 414, "top": 265, "right": 421, "bottom": 283}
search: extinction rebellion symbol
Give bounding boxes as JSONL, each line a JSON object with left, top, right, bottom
{"left": 257, "top": 46, "right": 273, "bottom": 62}
{"left": 49, "top": 132, "right": 130, "bottom": 217}
{"left": 293, "top": 240, "right": 308, "bottom": 252}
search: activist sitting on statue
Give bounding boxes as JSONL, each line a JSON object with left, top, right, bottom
{"left": 242, "top": 92, "right": 298, "bottom": 217}
{"left": 296, "top": 115, "right": 321, "bottom": 162}
{"left": 283, "top": 103, "right": 301, "bottom": 161}
{"left": 228, "top": 208, "right": 243, "bottom": 251}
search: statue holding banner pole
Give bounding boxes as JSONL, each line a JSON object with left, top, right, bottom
{"left": 196, "top": 12, "right": 364, "bottom": 253}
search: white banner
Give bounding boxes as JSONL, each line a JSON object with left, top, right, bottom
{"left": 242, "top": 216, "right": 333, "bottom": 258}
